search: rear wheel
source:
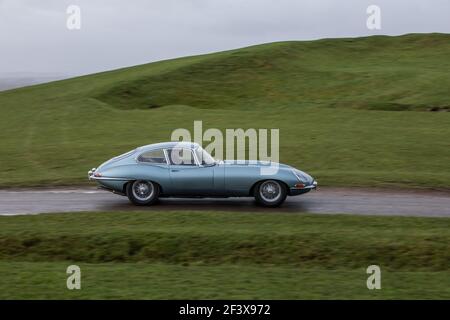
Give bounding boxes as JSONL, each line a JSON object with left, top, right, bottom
{"left": 254, "top": 180, "right": 287, "bottom": 207}
{"left": 126, "top": 180, "right": 159, "bottom": 205}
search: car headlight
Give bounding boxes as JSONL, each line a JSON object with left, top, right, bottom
{"left": 292, "top": 169, "right": 313, "bottom": 183}
{"left": 292, "top": 170, "right": 306, "bottom": 182}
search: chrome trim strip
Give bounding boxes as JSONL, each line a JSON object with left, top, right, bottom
{"left": 89, "top": 176, "right": 129, "bottom": 181}
{"left": 192, "top": 148, "right": 201, "bottom": 166}
{"left": 163, "top": 149, "right": 170, "bottom": 165}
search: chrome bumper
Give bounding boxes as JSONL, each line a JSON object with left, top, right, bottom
{"left": 294, "top": 180, "right": 318, "bottom": 189}
{"left": 87, "top": 168, "right": 97, "bottom": 180}
{"left": 302, "top": 180, "right": 317, "bottom": 190}
{"left": 88, "top": 168, "right": 128, "bottom": 182}
{"left": 289, "top": 180, "right": 317, "bottom": 196}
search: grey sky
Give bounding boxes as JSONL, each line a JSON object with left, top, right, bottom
{"left": 1, "top": 0, "right": 449, "bottom": 76}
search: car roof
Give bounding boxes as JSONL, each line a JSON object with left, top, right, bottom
{"left": 136, "top": 141, "right": 199, "bottom": 152}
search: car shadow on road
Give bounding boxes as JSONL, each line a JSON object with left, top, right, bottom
{"left": 96, "top": 197, "right": 312, "bottom": 213}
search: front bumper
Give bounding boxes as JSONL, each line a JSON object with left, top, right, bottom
{"left": 88, "top": 168, "right": 96, "bottom": 180}
{"left": 289, "top": 180, "right": 318, "bottom": 196}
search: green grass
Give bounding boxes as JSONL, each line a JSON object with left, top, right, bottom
{"left": 2, "top": 261, "right": 449, "bottom": 299}
{"left": 98, "top": 34, "right": 450, "bottom": 112}
{"left": 0, "top": 33, "right": 449, "bottom": 188}
{"left": 1, "top": 211, "right": 449, "bottom": 299}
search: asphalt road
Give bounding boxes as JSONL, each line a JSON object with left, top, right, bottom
{"left": 0, "top": 187, "right": 449, "bottom": 217}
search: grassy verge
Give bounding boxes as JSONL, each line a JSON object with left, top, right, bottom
{"left": 1, "top": 211, "right": 449, "bottom": 299}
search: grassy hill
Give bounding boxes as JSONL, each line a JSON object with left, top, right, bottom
{"left": 99, "top": 33, "right": 450, "bottom": 112}
{"left": 0, "top": 33, "right": 449, "bottom": 188}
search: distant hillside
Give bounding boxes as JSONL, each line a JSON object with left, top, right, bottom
{"left": 96, "top": 33, "right": 450, "bottom": 112}
{"left": 0, "top": 74, "right": 68, "bottom": 91}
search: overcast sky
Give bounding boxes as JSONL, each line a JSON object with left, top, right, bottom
{"left": 1, "top": 0, "right": 449, "bottom": 77}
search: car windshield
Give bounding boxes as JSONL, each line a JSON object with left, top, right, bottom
{"left": 195, "top": 147, "right": 216, "bottom": 165}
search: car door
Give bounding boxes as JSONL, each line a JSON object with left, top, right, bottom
{"left": 166, "top": 148, "right": 215, "bottom": 195}
{"left": 135, "top": 148, "right": 171, "bottom": 192}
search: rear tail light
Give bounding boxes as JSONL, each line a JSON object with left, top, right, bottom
{"left": 295, "top": 183, "right": 305, "bottom": 189}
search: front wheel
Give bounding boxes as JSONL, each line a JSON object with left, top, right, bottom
{"left": 254, "top": 180, "right": 287, "bottom": 207}
{"left": 126, "top": 180, "right": 159, "bottom": 206}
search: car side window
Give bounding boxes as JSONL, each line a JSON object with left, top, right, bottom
{"left": 167, "top": 148, "right": 197, "bottom": 166}
{"left": 138, "top": 149, "right": 167, "bottom": 164}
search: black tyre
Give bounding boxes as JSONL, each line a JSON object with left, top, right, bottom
{"left": 126, "top": 180, "right": 159, "bottom": 206}
{"left": 254, "top": 180, "right": 287, "bottom": 207}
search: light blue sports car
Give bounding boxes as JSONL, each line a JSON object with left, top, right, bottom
{"left": 88, "top": 142, "right": 317, "bottom": 207}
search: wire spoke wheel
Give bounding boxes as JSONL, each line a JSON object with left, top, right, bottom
{"left": 255, "top": 180, "right": 287, "bottom": 207}
{"left": 132, "top": 181, "right": 154, "bottom": 201}
{"left": 127, "top": 180, "right": 159, "bottom": 205}
{"left": 260, "top": 180, "right": 281, "bottom": 202}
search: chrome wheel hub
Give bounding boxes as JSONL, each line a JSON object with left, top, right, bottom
{"left": 260, "top": 181, "right": 281, "bottom": 202}
{"left": 132, "top": 181, "right": 154, "bottom": 201}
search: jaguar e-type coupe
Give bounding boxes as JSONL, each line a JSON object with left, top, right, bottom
{"left": 88, "top": 142, "right": 317, "bottom": 207}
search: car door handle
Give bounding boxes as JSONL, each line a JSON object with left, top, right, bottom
{"left": 171, "top": 169, "right": 179, "bottom": 172}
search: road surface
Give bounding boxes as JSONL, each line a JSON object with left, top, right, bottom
{"left": 0, "top": 187, "right": 449, "bottom": 217}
